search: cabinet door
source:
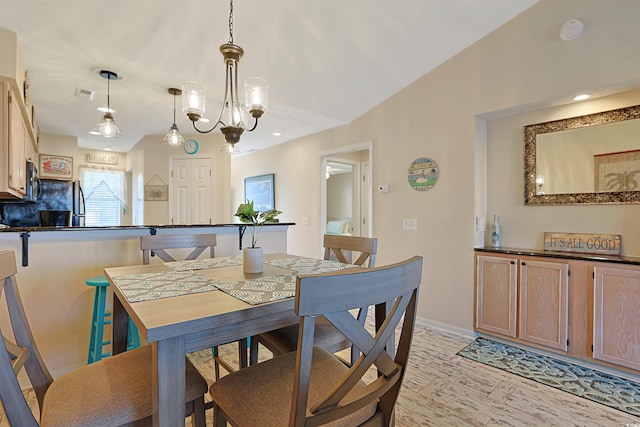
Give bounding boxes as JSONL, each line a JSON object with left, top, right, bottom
{"left": 593, "top": 266, "right": 640, "bottom": 371}
{"left": 476, "top": 255, "right": 517, "bottom": 337}
{"left": 519, "top": 259, "right": 569, "bottom": 351}
{"left": 8, "top": 91, "right": 26, "bottom": 194}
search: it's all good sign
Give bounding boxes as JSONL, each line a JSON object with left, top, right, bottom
{"left": 544, "top": 232, "right": 621, "bottom": 256}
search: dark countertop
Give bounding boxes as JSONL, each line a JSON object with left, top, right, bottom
{"left": 0, "top": 222, "right": 295, "bottom": 233}
{"left": 475, "top": 246, "right": 640, "bottom": 266}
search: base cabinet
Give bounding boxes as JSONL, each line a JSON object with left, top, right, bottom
{"left": 476, "top": 250, "right": 640, "bottom": 374}
{"left": 475, "top": 253, "right": 568, "bottom": 352}
{"left": 593, "top": 265, "right": 640, "bottom": 371}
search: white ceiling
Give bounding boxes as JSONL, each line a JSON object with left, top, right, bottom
{"left": 0, "top": 0, "right": 538, "bottom": 154}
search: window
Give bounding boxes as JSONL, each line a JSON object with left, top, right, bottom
{"left": 79, "top": 166, "right": 127, "bottom": 227}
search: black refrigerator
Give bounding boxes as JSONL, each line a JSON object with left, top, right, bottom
{"left": 0, "top": 180, "right": 85, "bottom": 227}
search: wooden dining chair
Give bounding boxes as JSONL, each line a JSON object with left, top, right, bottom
{"left": 211, "top": 255, "right": 423, "bottom": 427}
{"left": 249, "top": 234, "right": 378, "bottom": 366}
{"left": 0, "top": 250, "right": 207, "bottom": 426}
{"left": 140, "top": 233, "right": 248, "bottom": 380}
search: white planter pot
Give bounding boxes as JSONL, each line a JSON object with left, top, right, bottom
{"left": 243, "top": 247, "right": 263, "bottom": 273}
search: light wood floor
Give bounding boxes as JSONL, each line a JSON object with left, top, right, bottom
{"left": 3, "top": 323, "right": 640, "bottom": 426}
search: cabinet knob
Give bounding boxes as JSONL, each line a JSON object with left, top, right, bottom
{"left": 510, "top": 260, "right": 515, "bottom": 264}
{"left": 521, "top": 261, "right": 526, "bottom": 266}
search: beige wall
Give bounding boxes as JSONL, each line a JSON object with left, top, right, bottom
{"left": 231, "top": 0, "right": 640, "bottom": 334}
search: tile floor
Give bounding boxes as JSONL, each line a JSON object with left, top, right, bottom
{"left": 3, "top": 323, "right": 640, "bottom": 426}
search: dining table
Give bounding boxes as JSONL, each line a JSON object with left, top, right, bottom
{"left": 104, "top": 253, "right": 359, "bottom": 427}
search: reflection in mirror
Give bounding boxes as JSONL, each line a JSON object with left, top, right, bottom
{"left": 524, "top": 104, "right": 640, "bottom": 205}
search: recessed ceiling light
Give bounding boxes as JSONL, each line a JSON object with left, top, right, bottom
{"left": 272, "top": 132, "right": 281, "bottom": 136}
{"left": 97, "top": 106, "right": 115, "bottom": 113}
{"left": 103, "top": 146, "right": 113, "bottom": 151}
{"left": 199, "top": 117, "right": 210, "bottom": 123}
{"left": 573, "top": 94, "right": 590, "bottom": 101}
{"left": 89, "top": 130, "right": 101, "bottom": 135}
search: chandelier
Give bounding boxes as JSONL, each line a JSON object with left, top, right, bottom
{"left": 91, "top": 70, "right": 122, "bottom": 138}
{"left": 182, "top": 0, "right": 267, "bottom": 148}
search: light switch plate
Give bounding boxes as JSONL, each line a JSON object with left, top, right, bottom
{"left": 403, "top": 218, "right": 418, "bottom": 230}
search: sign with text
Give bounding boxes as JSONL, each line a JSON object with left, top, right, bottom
{"left": 544, "top": 232, "right": 621, "bottom": 256}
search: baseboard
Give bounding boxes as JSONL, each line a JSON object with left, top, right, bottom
{"left": 415, "top": 316, "right": 475, "bottom": 340}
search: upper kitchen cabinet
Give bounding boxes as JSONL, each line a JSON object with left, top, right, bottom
{"left": 0, "top": 28, "right": 38, "bottom": 199}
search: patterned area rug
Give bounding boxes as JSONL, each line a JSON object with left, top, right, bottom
{"left": 457, "top": 337, "right": 640, "bottom": 417}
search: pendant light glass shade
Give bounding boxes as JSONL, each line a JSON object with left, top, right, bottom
{"left": 163, "top": 124, "right": 184, "bottom": 146}
{"left": 97, "top": 112, "right": 121, "bottom": 138}
{"left": 164, "top": 88, "right": 184, "bottom": 146}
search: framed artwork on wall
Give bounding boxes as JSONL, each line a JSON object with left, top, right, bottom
{"left": 39, "top": 154, "right": 73, "bottom": 180}
{"left": 244, "top": 173, "right": 275, "bottom": 211}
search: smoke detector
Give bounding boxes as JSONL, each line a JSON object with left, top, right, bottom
{"left": 560, "top": 19, "right": 584, "bottom": 41}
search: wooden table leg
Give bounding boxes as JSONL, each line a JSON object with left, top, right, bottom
{"left": 112, "top": 293, "right": 128, "bottom": 355}
{"left": 152, "top": 337, "right": 185, "bottom": 427}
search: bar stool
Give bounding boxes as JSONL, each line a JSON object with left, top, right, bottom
{"left": 86, "top": 275, "right": 140, "bottom": 364}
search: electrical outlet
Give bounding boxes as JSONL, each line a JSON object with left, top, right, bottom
{"left": 476, "top": 216, "right": 485, "bottom": 232}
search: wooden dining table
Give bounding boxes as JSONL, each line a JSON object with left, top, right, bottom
{"left": 104, "top": 253, "right": 355, "bottom": 427}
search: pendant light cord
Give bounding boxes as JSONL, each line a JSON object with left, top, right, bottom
{"left": 106, "top": 75, "right": 111, "bottom": 111}
{"left": 228, "top": 0, "right": 234, "bottom": 44}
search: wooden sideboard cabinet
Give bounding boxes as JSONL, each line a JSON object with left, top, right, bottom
{"left": 475, "top": 248, "right": 640, "bottom": 375}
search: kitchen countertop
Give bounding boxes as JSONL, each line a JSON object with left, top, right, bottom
{"left": 475, "top": 246, "right": 640, "bottom": 266}
{"left": 0, "top": 222, "right": 295, "bottom": 233}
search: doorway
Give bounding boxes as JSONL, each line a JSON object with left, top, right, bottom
{"left": 319, "top": 141, "right": 373, "bottom": 256}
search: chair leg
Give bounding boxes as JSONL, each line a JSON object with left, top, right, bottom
{"left": 213, "top": 402, "right": 228, "bottom": 427}
{"left": 212, "top": 346, "right": 221, "bottom": 380}
{"left": 237, "top": 338, "right": 248, "bottom": 369}
{"left": 191, "top": 396, "right": 206, "bottom": 427}
{"left": 249, "top": 336, "right": 259, "bottom": 365}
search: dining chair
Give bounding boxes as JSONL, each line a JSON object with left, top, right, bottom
{"left": 210, "top": 255, "right": 423, "bottom": 426}
{"left": 249, "top": 234, "right": 378, "bottom": 366}
{"left": 140, "top": 233, "right": 248, "bottom": 379}
{"left": 0, "top": 250, "right": 207, "bottom": 427}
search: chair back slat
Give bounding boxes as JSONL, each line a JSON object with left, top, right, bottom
{"left": 140, "top": 234, "right": 217, "bottom": 264}
{"left": 0, "top": 250, "right": 53, "bottom": 425}
{"left": 323, "top": 234, "right": 378, "bottom": 268}
{"left": 291, "top": 256, "right": 423, "bottom": 426}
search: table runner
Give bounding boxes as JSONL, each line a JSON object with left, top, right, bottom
{"left": 213, "top": 257, "right": 358, "bottom": 305}
{"left": 111, "top": 271, "right": 218, "bottom": 303}
{"left": 112, "top": 256, "right": 357, "bottom": 304}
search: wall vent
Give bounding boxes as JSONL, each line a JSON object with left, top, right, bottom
{"left": 75, "top": 87, "right": 95, "bottom": 100}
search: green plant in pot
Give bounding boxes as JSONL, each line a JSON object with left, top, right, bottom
{"left": 235, "top": 200, "right": 282, "bottom": 273}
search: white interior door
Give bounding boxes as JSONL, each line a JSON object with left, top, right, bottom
{"left": 170, "top": 157, "right": 212, "bottom": 225}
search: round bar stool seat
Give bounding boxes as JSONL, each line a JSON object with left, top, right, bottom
{"left": 86, "top": 275, "right": 140, "bottom": 364}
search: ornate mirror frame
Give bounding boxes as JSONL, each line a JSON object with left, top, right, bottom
{"left": 524, "top": 104, "right": 640, "bottom": 205}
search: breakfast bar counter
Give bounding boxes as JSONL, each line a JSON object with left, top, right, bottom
{"left": 0, "top": 223, "right": 293, "bottom": 380}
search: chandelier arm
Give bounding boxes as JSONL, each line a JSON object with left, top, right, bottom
{"left": 191, "top": 120, "right": 223, "bottom": 134}
{"left": 246, "top": 117, "right": 259, "bottom": 132}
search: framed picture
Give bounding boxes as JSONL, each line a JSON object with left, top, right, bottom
{"left": 244, "top": 173, "right": 275, "bottom": 211}
{"left": 39, "top": 154, "right": 73, "bottom": 180}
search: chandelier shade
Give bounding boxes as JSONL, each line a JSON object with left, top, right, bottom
{"left": 163, "top": 88, "right": 185, "bottom": 146}
{"left": 93, "top": 70, "right": 122, "bottom": 138}
{"left": 182, "top": 0, "right": 267, "bottom": 148}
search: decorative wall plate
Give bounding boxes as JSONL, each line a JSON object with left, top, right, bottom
{"left": 407, "top": 157, "right": 439, "bottom": 191}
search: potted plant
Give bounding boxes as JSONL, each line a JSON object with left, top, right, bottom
{"left": 235, "top": 200, "right": 282, "bottom": 273}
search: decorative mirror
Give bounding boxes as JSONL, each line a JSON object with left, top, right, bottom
{"left": 524, "top": 104, "right": 640, "bottom": 205}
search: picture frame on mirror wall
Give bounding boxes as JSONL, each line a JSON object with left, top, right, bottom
{"left": 39, "top": 154, "right": 73, "bottom": 180}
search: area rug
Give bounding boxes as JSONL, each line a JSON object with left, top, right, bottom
{"left": 457, "top": 337, "right": 640, "bottom": 416}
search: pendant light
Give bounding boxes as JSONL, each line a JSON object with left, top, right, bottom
{"left": 163, "top": 88, "right": 185, "bottom": 146}
{"left": 92, "top": 70, "right": 122, "bottom": 138}
{"left": 182, "top": 0, "right": 267, "bottom": 149}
